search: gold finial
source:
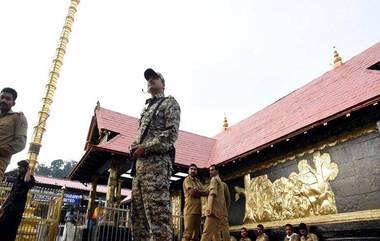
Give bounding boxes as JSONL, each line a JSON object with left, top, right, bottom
{"left": 96, "top": 101, "right": 100, "bottom": 110}
{"left": 333, "top": 46, "right": 342, "bottom": 68}
{"left": 223, "top": 114, "right": 229, "bottom": 130}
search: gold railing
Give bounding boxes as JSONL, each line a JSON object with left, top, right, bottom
{"left": 0, "top": 182, "right": 64, "bottom": 241}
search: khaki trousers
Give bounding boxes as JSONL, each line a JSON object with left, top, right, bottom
{"left": 182, "top": 214, "right": 201, "bottom": 241}
{"left": 212, "top": 216, "right": 230, "bottom": 241}
{"left": 200, "top": 215, "right": 221, "bottom": 241}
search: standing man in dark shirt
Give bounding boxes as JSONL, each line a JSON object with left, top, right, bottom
{"left": 0, "top": 87, "right": 28, "bottom": 181}
{"left": 0, "top": 160, "right": 35, "bottom": 241}
{"left": 129, "top": 68, "right": 181, "bottom": 241}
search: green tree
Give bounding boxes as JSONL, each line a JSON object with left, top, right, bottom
{"left": 50, "top": 159, "right": 65, "bottom": 178}
{"left": 36, "top": 159, "right": 78, "bottom": 178}
{"left": 36, "top": 163, "right": 51, "bottom": 176}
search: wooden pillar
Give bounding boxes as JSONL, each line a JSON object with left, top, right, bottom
{"left": 86, "top": 176, "right": 99, "bottom": 219}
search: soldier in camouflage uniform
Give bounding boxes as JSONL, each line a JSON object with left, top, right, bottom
{"left": 129, "top": 68, "right": 181, "bottom": 241}
{"left": 0, "top": 88, "right": 27, "bottom": 181}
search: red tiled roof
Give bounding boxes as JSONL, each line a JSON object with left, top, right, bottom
{"left": 210, "top": 42, "right": 380, "bottom": 164}
{"left": 35, "top": 175, "right": 131, "bottom": 196}
{"left": 95, "top": 108, "right": 215, "bottom": 168}
{"left": 88, "top": 42, "right": 380, "bottom": 168}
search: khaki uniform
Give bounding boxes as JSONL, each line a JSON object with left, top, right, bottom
{"left": 240, "top": 238, "right": 252, "bottom": 241}
{"left": 182, "top": 175, "right": 204, "bottom": 241}
{"left": 0, "top": 111, "right": 27, "bottom": 180}
{"left": 301, "top": 233, "right": 318, "bottom": 241}
{"left": 256, "top": 233, "right": 269, "bottom": 241}
{"left": 200, "top": 176, "right": 226, "bottom": 241}
{"left": 284, "top": 233, "right": 300, "bottom": 241}
{"left": 213, "top": 182, "right": 231, "bottom": 241}
{"left": 131, "top": 93, "right": 181, "bottom": 241}
{"left": 230, "top": 236, "right": 237, "bottom": 241}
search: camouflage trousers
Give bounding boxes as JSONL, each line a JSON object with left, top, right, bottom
{"left": 131, "top": 155, "right": 173, "bottom": 241}
{"left": 0, "top": 159, "right": 10, "bottom": 181}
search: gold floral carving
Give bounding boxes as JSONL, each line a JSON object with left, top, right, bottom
{"left": 171, "top": 191, "right": 182, "bottom": 236}
{"left": 235, "top": 151, "right": 339, "bottom": 223}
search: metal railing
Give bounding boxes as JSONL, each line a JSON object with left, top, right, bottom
{"left": 0, "top": 181, "right": 64, "bottom": 241}
{"left": 55, "top": 202, "right": 183, "bottom": 241}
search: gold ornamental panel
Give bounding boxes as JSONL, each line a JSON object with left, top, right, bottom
{"left": 171, "top": 190, "right": 182, "bottom": 237}
{"left": 235, "top": 151, "right": 339, "bottom": 223}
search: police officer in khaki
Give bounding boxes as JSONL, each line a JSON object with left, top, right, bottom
{"left": 200, "top": 164, "right": 226, "bottom": 241}
{"left": 182, "top": 164, "right": 208, "bottom": 241}
{"left": 213, "top": 180, "right": 231, "bottom": 241}
{"left": 0, "top": 88, "right": 27, "bottom": 181}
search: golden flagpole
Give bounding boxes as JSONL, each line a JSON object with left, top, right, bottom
{"left": 27, "top": 0, "right": 80, "bottom": 173}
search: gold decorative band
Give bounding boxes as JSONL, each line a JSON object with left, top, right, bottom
{"left": 229, "top": 209, "right": 380, "bottom": 231}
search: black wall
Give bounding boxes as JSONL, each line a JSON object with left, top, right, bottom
{"left": 226, "top": 131, "right": 380, "bottom": 226}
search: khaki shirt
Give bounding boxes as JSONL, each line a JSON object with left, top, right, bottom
{"left": 301, "top": 233, "right": 318, "bottom": 241}
{"left": 183, "top": 175, "right": 204, "bottom": 215}
{"left": 284, "top": 233, "right": 300, "bottom": 241}
{"left": 207, "top": 175, "right": 226, "bottom": 219}
{"left": 256, "top": 233, "right": 269, "bottom": 241}
{"left": 240, "top": 238, "right": 252, "bottom": 241}
{"left": 0, "top": 111, "right": 27, "bottom": 161}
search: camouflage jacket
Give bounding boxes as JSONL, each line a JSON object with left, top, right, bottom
{"left": 131, "top": 93, "right": 181, "bottom": 156}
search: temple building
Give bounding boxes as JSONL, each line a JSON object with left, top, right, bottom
{"left": 69, "top": 42, "right": 380, "bottom": 240}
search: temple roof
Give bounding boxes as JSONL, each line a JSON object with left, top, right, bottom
{"left": 211, "top": 42, "right": 380, "bottom": 164}
{"left": 94, "top": 107, "right": 215, "bottom": 168}
{"left": 35, "top": 175, "right": 130, "bottom": 196}
{"left": 72, "top": 42, "right": 380, "bottom": 177}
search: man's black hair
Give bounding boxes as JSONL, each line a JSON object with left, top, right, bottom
{"left": 299, "top": 223, "right": 307, "bottom": 230}
{"left": 1, "top": 87, "right": 18, "bottom": 100}
{"left": 209, "top": 164, "right": 218, "bottom": 172}
{"left": 285, "top": 224, "right": 293, "bottom": 229}
{"left": 257, "top": 224, "right": 264, "bottom": 229}
{"left": 241, "top": 227, "right": 248, "bottom": 232}
{"left": 189, "top": 163, "right": 198, "bottom": 168}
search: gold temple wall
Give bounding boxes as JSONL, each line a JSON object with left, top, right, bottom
{"left": 225, "top": 125, "right": 380, "bottom": 228}
{"left": 234, "top": 151, "right": 339, "bottom": 223}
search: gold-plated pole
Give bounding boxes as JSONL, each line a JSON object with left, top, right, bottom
{"left": 27, "top": 0, "right": 80, "bottom": 173}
